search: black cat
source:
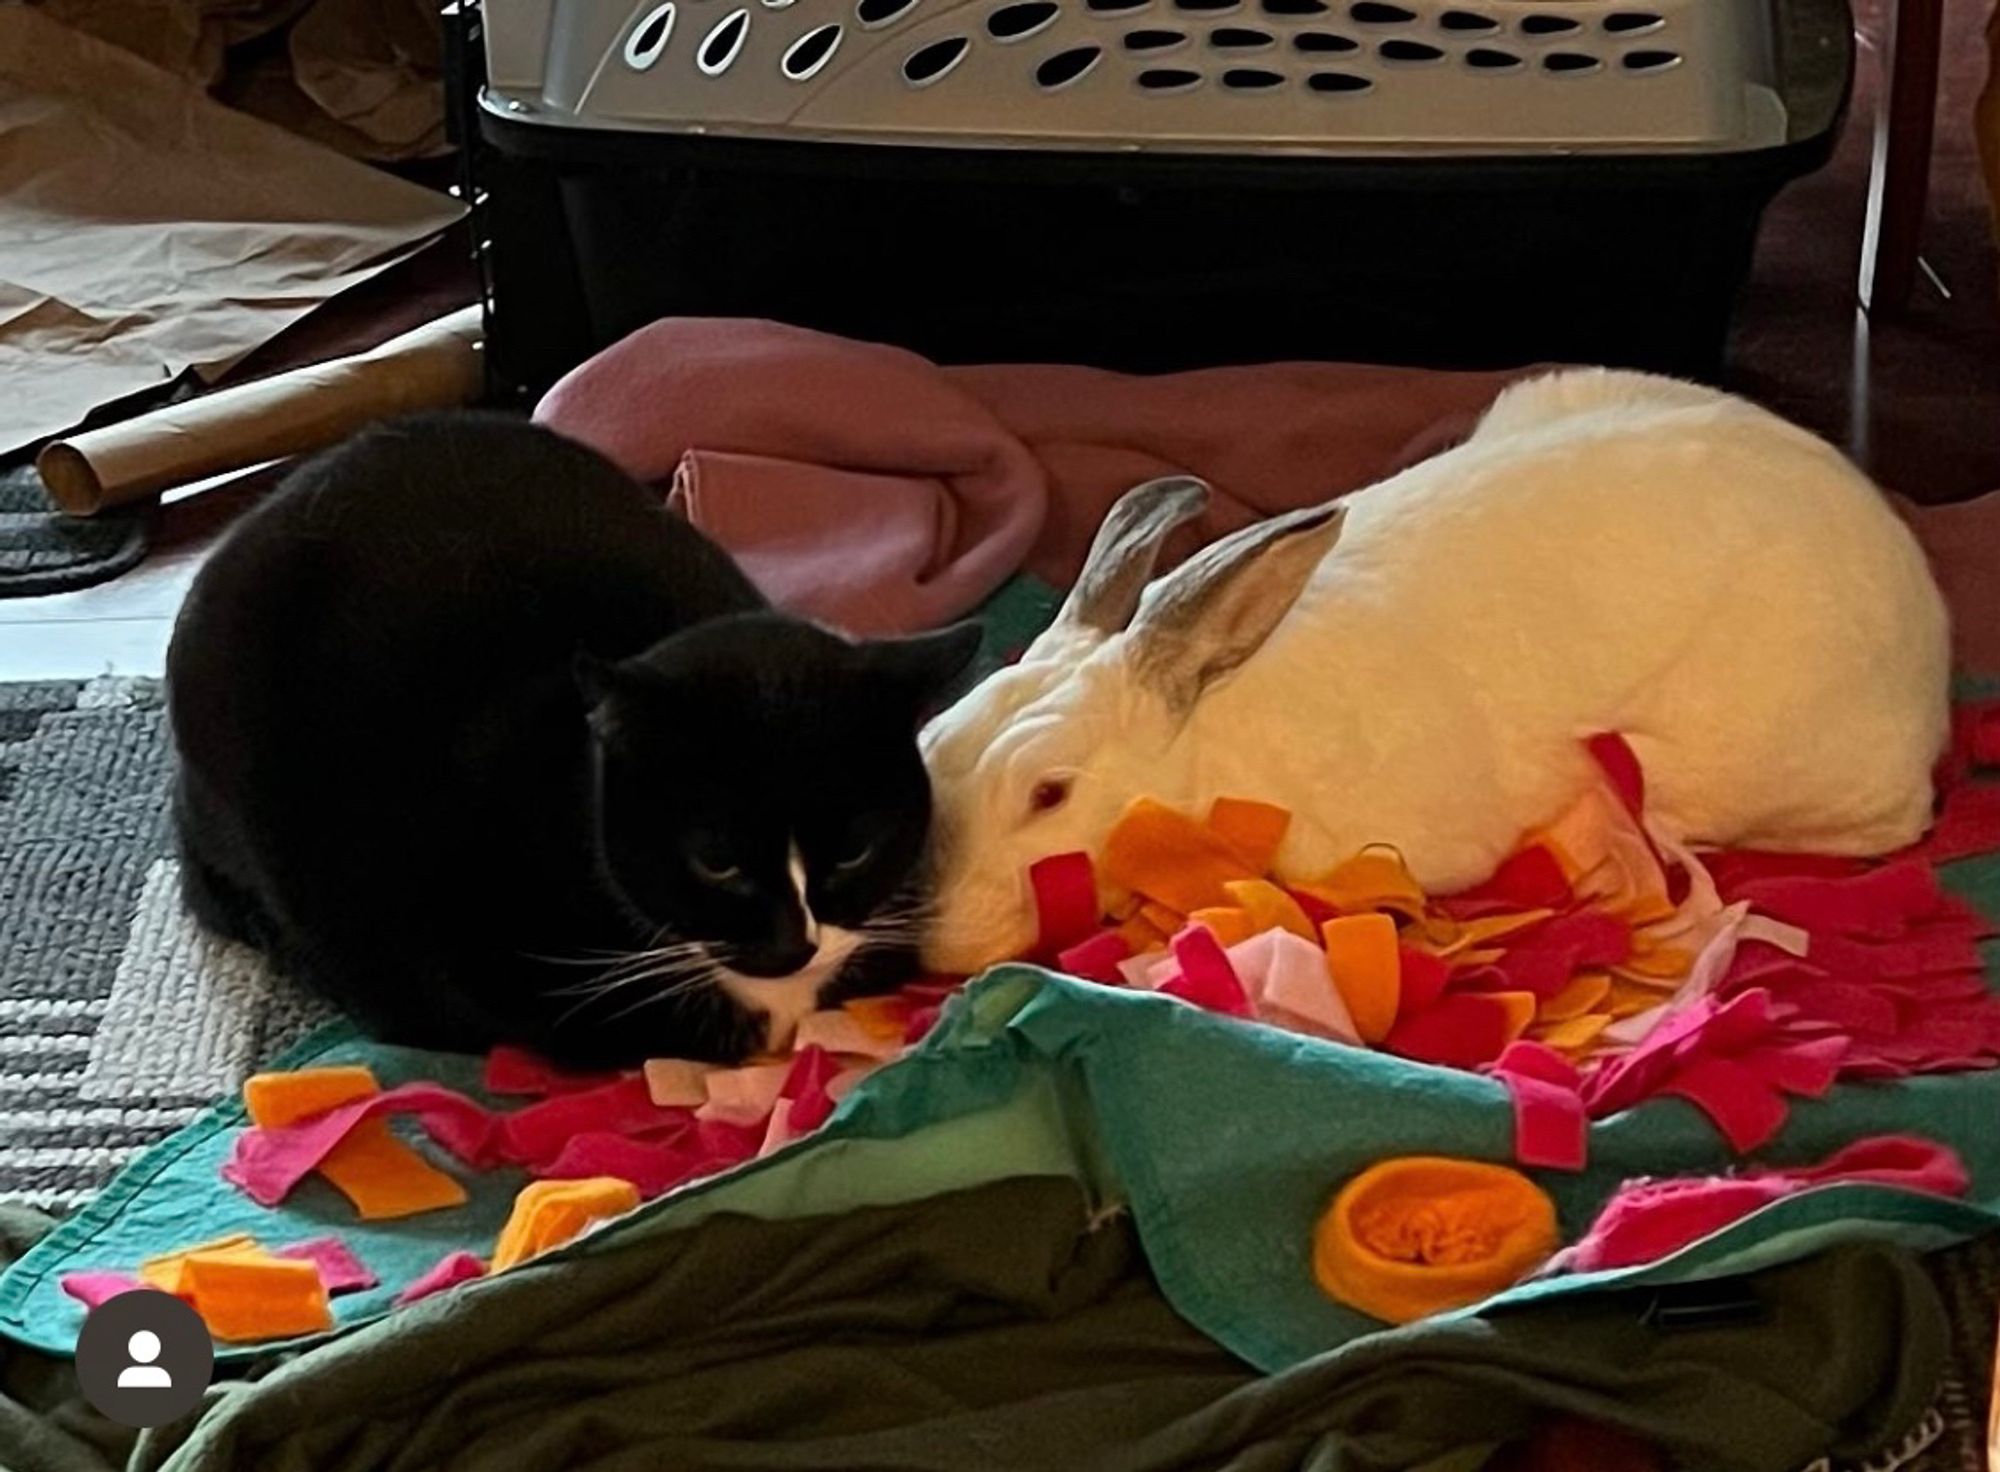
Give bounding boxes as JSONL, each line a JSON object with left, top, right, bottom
{"left": 167, "top": 413, "right": 979, "bottom": 1067}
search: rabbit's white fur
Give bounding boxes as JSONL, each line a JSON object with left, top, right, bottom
{"left": 920, "top": 369, "right": 1950, "bottom": 973}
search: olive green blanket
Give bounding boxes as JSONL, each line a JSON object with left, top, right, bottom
{"left": 0, "top": 1179, "right": 1957, "bottom": 1472}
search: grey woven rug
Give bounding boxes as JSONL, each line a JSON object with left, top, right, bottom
{"left": 0, "top": 463, "right": 151, "bottom": 599}
{"left": 0, "top": 678, "right": 328, "bottom": 1212}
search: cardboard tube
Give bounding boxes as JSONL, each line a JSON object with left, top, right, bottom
{"left": 37, "top": 304, "right": 484, "bottom": 516}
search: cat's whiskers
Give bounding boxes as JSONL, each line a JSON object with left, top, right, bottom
{"left": 544, "top": 943, "right": 721, "bottom": 1024}
{"left": 850, "top": 902, "right": 937, "bottom": 953}
{"left": 553, "top": 966, "right": 714, "bottom": 1025}
{"left": 543, "top": 940, "right": 712, "bottom": 996}
{"left": 594, "top": 962, "right": 724, "bottom": 1024}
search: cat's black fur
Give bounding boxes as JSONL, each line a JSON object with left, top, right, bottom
{"left": 167, "top": 413, "right": 979, "bottom": 1067}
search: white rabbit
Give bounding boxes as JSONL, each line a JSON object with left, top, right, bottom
{"left": 920, "top": 368, "right": 1951, "bottom": 974}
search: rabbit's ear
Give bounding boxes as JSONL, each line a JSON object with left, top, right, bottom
{"left": 1057, "top": 476, "right": 1211, "bottom": 636}
{"left": 1128, "top": 503, "right": 1346, "bottom": 716}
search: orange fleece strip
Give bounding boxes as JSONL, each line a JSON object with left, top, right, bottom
{"left": 491, "top": 1178, "right": 641, "bottom": 1272}
{"left": 1320, "top": 913, "right": 1401, "bottom": 1044}
{"left": 1223, "top": 879, "right": 1317, "bottom": 942}
{"left": 181, "top": 1251, "right": 333, "bottom": 1342}
{"left": 243, "top": 1066, "right": 380, "bottom": 1128}
{"left": 317, "top": 1118, "right": 469, "bottom": 1220}
{"left": 138, "top": 1234, "right": 261, "bottom": 1294}
{"left": 1101, "top": 798, "right": 1261, "bottom": 915}
{"left": 1206, "top": 797, "right": 1291, "bottom": 874}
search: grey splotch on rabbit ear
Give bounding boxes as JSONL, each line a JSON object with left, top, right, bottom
{"left": 1127, "top": 503, "right": 1347, "bottom": 718}
{"left": 1064, "top": 475, "right": 1210, "bottom": 635}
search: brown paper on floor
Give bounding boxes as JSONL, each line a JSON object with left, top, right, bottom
{"left": 0, "top": 7, "right": 464, "bottom": 455}
{"left": 37, "top": 305, "right": 484, "bottom": 515}
{"left": 29, "top": 0, "right": 310, "bottom": 88}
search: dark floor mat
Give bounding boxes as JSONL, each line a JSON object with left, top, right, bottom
{"left": 0, "top": 461, "right": 151, "bottom": 599}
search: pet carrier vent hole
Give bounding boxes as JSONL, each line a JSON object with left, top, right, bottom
{"left": 697, "top": 8, "right": 750, "bottom": 73}
{"left": 1520, "top": 14, "right": 1580, "bottom": 35}
{"left": 1036, "top": 43, "right": 1103, "bottom": 84}
{"left": 1263, "top": 0, "right": 1330, "bottom": 14}
{"left": 858, "top": 0, "right": 917, "bottom": 27}
{"left": 1379, "top": 38, "right": 1442, "bottom": 60}
{"left": 625, "top": 2, "right": 676, "bottom": 67}
{"left": 903, "top": 34, "right": 970, "bottom": 82}
{"left": 1292, "top": 29, "right": 1357, "bottom": 50}
{"left": 1621, "top": 48, "right": 1680, "bottom": 71}
{"left": 1602, "top": 11, "right": 1663, "bottom": 33}
{"left": 1349, "top": 1, "right": 1413, "bottom": 21}
{"left": 762, "top": 0, "right": 795, "bottom": 12}
{"left": 1211, "top": 26, "right": 1274, "bottom": 47}
{"left": 1088, "top": 0, "right": 1151, "bottom": 13}
{"left": 1464, "top": 45, "right": 1519, "bottom": 67}
{"left": 782, "top": 22, "right": 843, "bottom": 76}
{"left": 1542, "top": 50, "right": 1599, "bottom": 72}
{"left": 1306, "top": 68, "right": 1370, "bottom": 91}
{"left": 1137, "top": 65, "right": 1202, "bottom": 87}
{"left": 1438, "top": 10, "right": 1496, "bottom": 31}
{"left": 1222, "top": 65, "right": 1283, "bottom": 86}
{"left": 1176, "top": 0, "right": 1242, "bottom": 14}
{"left": 1125, "top": 27, "right": 1186, "bottom": 48}
{"left": 990, "top": 1, "right": 1061, "bottom": 39}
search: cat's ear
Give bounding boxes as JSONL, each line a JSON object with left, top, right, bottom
{"left": 865, "top": 621, "right": 985, "bottom": 708}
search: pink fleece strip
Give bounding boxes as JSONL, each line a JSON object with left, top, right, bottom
{"left": 498, "top": 1077, "right": 692, "bottom": 1167}
{"left": 1566, "top": 1134, "right": 1970, "bottom": 1272}
{"left": 483, "top": 1046, "right": 619, "bottom": 1098}
{"left": 275, "top": 1237, "right": 378, "bottom": 1294}
{"left": 60, "top": 1272, "right": 143, "bottom": 1309}
{"left": 1922, "top": 782, "right": 2000, "bottom": 865}
{"left": 1158, "top": 924, "right": 1253, "bottom": 1018}
{"left": 221, "top": 1082, "right": 504, "bottom": 1208}
{"left": 1384, "top": 993, "right": 1514, "bottom": 1071}
{"left": 1030, "top": 852, "right": 1101, "bottom": 959}
{"left": 537, "top": 1132, "right": 706, "bottom": 1198}
{"left": 1488, "top": 1042, "right": 1589, "bottom": 1172}
{"left": 1662, "top": 1059, "right": 1789, "bottom": 1153}
{"left": 1732, "top": 860, "right": 1942, "bottom": 940}
{"left": 394, "top": 1251, "right": 485, "bottom": 1307}
{"left": 1057, "top": 930, "right": 1135, "bottom": 986}
{"left": 1438, "top": 844, "right": 1572, "bottom": 918}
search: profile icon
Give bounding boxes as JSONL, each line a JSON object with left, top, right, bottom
{"left": 115, "top": 1329, "right": 173, "bottom": 1389}
{"left": 75, "top": 1290, "right": 211, "bottom": 1427}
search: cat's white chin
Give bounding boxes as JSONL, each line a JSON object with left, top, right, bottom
{"left": 714, "top": 926, "right": 864, "bottom": 1051}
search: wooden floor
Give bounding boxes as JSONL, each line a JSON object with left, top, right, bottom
{"left": 3, "top": 0, "right": 1998, "bottom": 684}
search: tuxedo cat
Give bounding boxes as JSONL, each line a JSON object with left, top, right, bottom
{"left": 168, "top": 413, "right": 979, "bottom": 1067}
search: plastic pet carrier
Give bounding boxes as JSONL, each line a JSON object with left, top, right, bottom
{"left": 451, "top": 0, "right": 1852, "bottom": 399}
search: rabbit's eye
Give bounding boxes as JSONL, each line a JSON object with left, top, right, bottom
{"left": 1029, "top": 778, "right": 1072, "bottom": 814}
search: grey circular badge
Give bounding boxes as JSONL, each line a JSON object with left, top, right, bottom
{"left": 75, "top": 1291, "right": 213, "bottom": 1428}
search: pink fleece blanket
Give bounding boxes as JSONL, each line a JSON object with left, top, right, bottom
{"left": 536, "top": 317, "right": 2000, "bottom": 674}
{"left": 534, "top": 318, "right": 1522, "bottom": 636}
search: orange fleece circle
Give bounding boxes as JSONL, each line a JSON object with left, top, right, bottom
{"left": 1313, "top": 1156, "right": 1559, "bottom": 1324}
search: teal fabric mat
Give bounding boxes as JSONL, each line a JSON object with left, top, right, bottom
{"left": 7, "top": 938, "right": 2000, "bottom": 1368}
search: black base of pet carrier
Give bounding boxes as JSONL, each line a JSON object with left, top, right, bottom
{"left": 448, "top": 0, "right": 1851, "bottom": 401}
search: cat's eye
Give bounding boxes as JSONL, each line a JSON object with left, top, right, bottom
{"left": 834, "top": 842, "right": 877, "bottom": 873}
{"left": 690, "top": 852, "right": 743, "bottom": 886}
{"left": 1029, "top": 778, "right": 1072, "bottom": 815}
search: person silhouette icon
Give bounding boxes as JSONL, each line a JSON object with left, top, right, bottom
{"left": 114, "top": 1330, "right": 173, "bottom": 1389}
{"left": 77, "top": 1289, "right": 210, "bottom": 1427}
